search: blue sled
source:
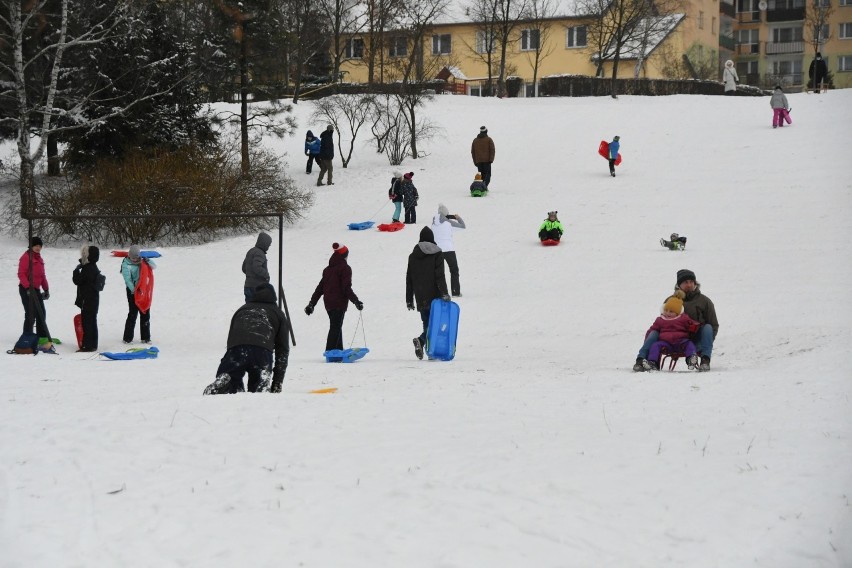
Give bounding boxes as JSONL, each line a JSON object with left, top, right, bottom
{"left": 323, "top": 347, "right": 369, "bottom": 363}
{"left": 101, "top": 346, "right": 159, "bottom": 360}
{"left": 348, "top": 221, "right": 375, "bottom": 231}
{"left": 426, "top": 298, "right": 459, "bottom": 361}
{"left": 139, "top": 250, "right": 161, "bottom": 258}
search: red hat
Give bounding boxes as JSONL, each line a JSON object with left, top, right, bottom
{"left": 332, "top": 242, "right": 348, "bottom": 256}
{"left": 403, "top": 172, "right": 413, "bottom": 180}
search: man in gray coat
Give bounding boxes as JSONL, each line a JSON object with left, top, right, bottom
{"left": 242, "top": 232, "right": 272, "bottom": 302}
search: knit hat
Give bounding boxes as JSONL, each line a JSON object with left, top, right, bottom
{"left": 613, "top": 135, "right": 620, "bottom": 141}
{"left": 438, "top": 203, "right": 449, "bottom": 217}
{"left": 404, "top": 172, "right": 413, "bottom": 180}
{"left": 474, "top": 173, "right": 482, "bottom": 180}
{"left": 332, "top": 242, "right": 348, "bottom": 256}
{"left": 479, "top": 126, "right": 487, "bottom": 133}
{"left": 662, "top": 290, "right": 685, "bottom": 314}
{"left": 30, "top": 236, "right": 43, "bottom": 248}
{"left": 676, "top": 268, "right": 696, "bottom": 286}
{"left": 128, "top": 244, "right": 141, "bottom": 262}
{"left": 419, "top": 226, "right": 435, "bottom": 244}
{"left": 393, "top": 170, "right": 402, "bottom": 179}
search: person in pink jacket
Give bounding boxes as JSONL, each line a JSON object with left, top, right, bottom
{"left": 642, "top": 290, "right": 701, "bottom": 370}
{"left": 17, "top": 236, "right": 50, "bottom": 338}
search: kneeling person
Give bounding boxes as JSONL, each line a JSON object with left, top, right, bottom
{"left": 204, "top": 284, "right": 290, "bottom": 395}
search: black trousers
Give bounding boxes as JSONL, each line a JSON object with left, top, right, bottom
{"left": 80, "top": 298, "right": 99, "bottom": 350}
{"left": 442, "top": 251, "right": 461, "bottom": 296}
{"left": 476, "top": 162, "right": 492, "bottom": 187}
{"left": 539, "top": 228, "right": 561, "bottom": 241}
{"left": 326, "top": 309, "right": 346, "bottom": 351}
{"left": 123, "top": 288, "right": 150, "bottom": 342}
{"left": 306, "top": 154, "right": 317, "bottom": 173}
{"left": 404, "top": 206, "right": 417, "bottom": 224}
{"left": 208, "top": 345, "right": 273, "bottom": 394}
{"left": 19, "top": 285, "right": 48, "bottom": 337}
{"left": 608, "top": 158, "right": 616, "bottom": 174}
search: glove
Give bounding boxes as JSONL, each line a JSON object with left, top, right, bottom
{"left": 304, "top": 304, "right": 314, "bottom": 316}
{"left": 441, "top": 294, "right": 450, "bottom": 302}
{"left": 354, "top": 300, "right": 364, "bottom": 311}
{"left": 406, "top": 301, "right": 415, "bottom": 311}
{"left": 42, "top": 290, "right": 50, "bottom": 300}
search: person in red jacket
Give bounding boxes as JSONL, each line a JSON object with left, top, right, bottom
{"left": 304, "top": 243, "right": 363, "bottom": 352}
{"left": 17, "top": 236, "right": 50, "bottom": 338}
{"left": 641, "top": 290, "right": 701, "bottom": 370}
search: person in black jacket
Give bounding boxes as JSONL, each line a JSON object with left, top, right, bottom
{"left": 203, "top": 284, "right": 290, "bottom": 394}
{"left": 304, "top": 242, "right": 363, "bottom": 352}
{"left": 317, "top": 124, "right": 335, "bottom": 186}
{"left": 72, "top": 245, "right": 104, "bottom": 352}
{"left": 406, "top": 226, "right": 449, "bottom": 359}
{"left": 389, "top": 170, "right": 403, "bottom": 223}
{"left": 809, "top": 52, "right": 828, "bottom": 93}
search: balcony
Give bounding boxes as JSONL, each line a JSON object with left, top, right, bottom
{"left": 736, "top": 43, "right": 762, "bottom": 55}
{"left": 737, "top": 11, "right": 761, "bottom": 23}
{"left": 720, "top": 35, "right": 736, "bottom": 50}
{"left": 766, "top": 7, "right": 805, "bottom": 21}
{"left": 765, "top": 41, "right": 804, "bottom": 54}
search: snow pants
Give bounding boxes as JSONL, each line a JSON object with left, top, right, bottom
{"left": 205, "top": 345, "right": 273, "bottom": 394}
{"left": 325, "top": 309, "right": 345, "bottom": 351}
{"left": 392, "top": 202, "right": 402, "bottom": 222}
{"left": 404, "top": 206, "right": 417, "bottom": 224}
{"left": 638, "top": 324, "right": 714, "bottom": 360}
{"left": 648, "top": 339, "right": 696, "bottom": 363}
{"left": 772, "top": 108, "right": 791, "bottom": 127}
{"left": 123, "top": 288, "right": 150, "bottom": 342}
{"left": 539, "top": 228, "right": 561, "bottom": 241}
{"left": 80, "top": 297, "right": 99, "bottom": 351}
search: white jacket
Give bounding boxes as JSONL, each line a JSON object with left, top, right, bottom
{"left": 723, "top": 66, "right": 739, "bottom": 92}
{"left": 430, "top": 214, "right": 466, "bottom": 252}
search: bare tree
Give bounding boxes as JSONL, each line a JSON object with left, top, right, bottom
{"left": 311, "top": 94, "right": 375, "bottom": 167}
{"left": 804, "top": 0, "right": 833, "bottom": 58}
{"left": 283, "top": 0, "right": 330, "bottom": 103}
{"left": 318, "top": 0, "right": 366, "bottom": 82}
{"left": 465, "top": 0, "right": 501, "bottom": 95}
{"left": 493, "top": 0, "right": 530, "bottom": 97}
{"left": 522, "top": 0, "right": 557, "bottom": 96}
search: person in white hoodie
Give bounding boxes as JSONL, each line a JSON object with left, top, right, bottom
{"left": 430, "top": 203, "right": 466, "bottom": 297}
{"left": 722, "top": 60, "right": 738, "bottom": 95}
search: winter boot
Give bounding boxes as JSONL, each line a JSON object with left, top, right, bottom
{"left": 643, "top": 358, "right": 659, "bottom": 371}
{"left": 686, "top": 354, "right": 700, "bottom": 369}
{"left": 413, "top": 337, "right": 424, "bottom": 360}
{"left": 698, "top": 355, "right": 711, "bottom": 372}
{"left": 203, "top": 373, "right": 238, "bottom": 395}
{"left": 633, "top": 357, "right": 646, "bottom": 372}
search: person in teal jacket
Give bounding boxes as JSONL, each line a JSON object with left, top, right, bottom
{"left": 608, "top": 135, "right": 620, "bottom": 177}
{"left": 538, "top": 211, "right": 565, "bottom": 241}
{"left": 122, "top": 245, "right": 156, "bottom": 343}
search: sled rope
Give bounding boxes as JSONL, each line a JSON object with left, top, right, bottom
{"left": 364, "top": 199, "right": 390, "bottom": 222}
{"left": 348, "top": 312, "right": 368, "bottom": 349}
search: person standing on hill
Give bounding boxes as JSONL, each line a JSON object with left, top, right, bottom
{"left": 304, "top": 130, "right": 321, "bottom": 174}
{"left": 305, "top": 243, "right": 363, "bottom": 352}
{"left": 122, "top": 245, "right": 156, "bottom": 344}
{"left": 406, "top": 226, "right": 449, "bottom": 360}
{"left": 17, "top": 236, "right": 50, "bottom": 339}
{"left": 722, "top": 60, "right": 739, "bottom": 95}
{"left": 72, "top": 245, "right": 104, "bottom": 352}
{"left": 243, "top": 232, "right": 272, "bottom": 302}
{"left": 471, "top": 126, "right": 495, "bottom": 188}
{"left": 809, "top": 52, "right": 828, "bottom": 93}
{"left": 400, "top": 172, "right": 419, "bottom": 224}
{"left": 430, "top": 203, "right": 466, "bottom": 297}
{"left": 317, "top": 124, "right": 335, "bottom": 186}
{"left": 389, "top": 170, "right": 404, "bottom": 223}
{"left": 608, "top": 135, "right": 620, "bottom": 177}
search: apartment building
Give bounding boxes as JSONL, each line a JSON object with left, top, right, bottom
{"left": 337, "top": 0, "right": 850, "bottom": 93}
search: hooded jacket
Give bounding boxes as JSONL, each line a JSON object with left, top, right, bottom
{"left": 471, "top": 131, "right": 495, "bottom": 164}
{"left": 243, "top": 232, "right": 272, "bottom": 288}
{"left": 679, "top": 283, "right": 719, "bottom": 338}
{"left": 723, "top": 61, "right": 739, "bottom": 92}
{"left": 305, "top": 131, "right": 321, "bottom": 156}
{"left": 400, "top": 178, "right": 418, "bottom": 208}
{"left": 18, "top": 249, "right": 49, "bottom": 292}
{"left": 319, "top": 128, "right": 335, "bottom": 159}
{"left": 73, "top": 246, "right": 102, "bottom": 309}
{"left": 769, "top": 89, "right": 789, "bottom": 109}
{"left": 309, "top": 252, "right": 360, "bottom": 311}
{"left": 406, "top": 227, "right": 449, "bottom": 310}
{"left": 227, "top": 285, "right": 290, "bottom": 381}
{"left": 431, "top": 210, "right": 466, "bottom": 253}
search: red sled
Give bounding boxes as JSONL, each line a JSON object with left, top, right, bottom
{"left": 377, "top": 221, "right": 405, "bottom": 232}
{"left": 134, "top": 260, "right": 154, "bottom": 314}
{"left": 74, "top": 313, "right": 84, "bottom": 349}
{"left": 541, "top": 239, "right": 560, "bottom": 247}
{"left": 598, "top": 141, "right": 622, "bottom": 165}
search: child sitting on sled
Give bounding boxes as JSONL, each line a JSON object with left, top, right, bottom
{"left": 538, "top": 211, "right": 564, "bottom": 242}
{"left": 660, "top": 233, "right": 687, "bottom": 250}
{"left": 639, "top": 290, "right": 701, "bottom": 370}
{"left": 470, "top": 173, "right": 488, "bottom": 197}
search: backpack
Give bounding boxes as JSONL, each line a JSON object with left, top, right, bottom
{"left": 96, "top": 273, "right": 106, "bottom": 291}
{"left": 8, "top": 331, "right": 39, "bottom": 355}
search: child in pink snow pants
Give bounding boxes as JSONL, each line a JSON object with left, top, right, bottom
{"left": 770, "top": 85, "right": 792, "bottom": 128}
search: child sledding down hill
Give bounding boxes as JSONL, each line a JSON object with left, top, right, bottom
{"left": 639, "top": 290, "right": 701, "bottom": 371}
{"left": 470, "top": 173, "right": 487, "bottom": 197}
{"left": 538, "top": 211, "right": 564, "bottom": 242}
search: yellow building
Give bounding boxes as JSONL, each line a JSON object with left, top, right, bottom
{"left": 337, "top": 0, "right": 849, "bottom": 92}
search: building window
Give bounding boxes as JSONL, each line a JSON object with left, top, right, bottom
{"left": 771, "top": 59, "right": 802, "bottom": 74}
{"left": 738, "top": 28, "right": 759, "bottom": 43}
{"left": 736, "top": 60, "right": 759, "bottom": 76}
{"left": 841, "top": 23, "right": 852, "bottom": 39}
{"left": 839, "top": 55, "right": 852, "bottom": 70}
{"left": 344, "top": 38, "right": 364, "bottom": 59}
{"left": 814, "top": 24, "right": 829, "bottom": 43}
{"left": 841, "top": 0, "right": 851, "bottom": 6}
{"left": 699, "top": 11, "right": 704, "bottom": 30}
{"left": 565, "top": 26, "right": 587, "bottom": 48}
{"left": 476, "top": 31, "right": 495, "bottom": 53}
{"left": 432, "top": 34, "right": 451, "bottom": 55}
{"left": 520, "top": 29, "right": 540, "bottom": 51}
{"left": 388, "top": 36, "right": 407, "bottom": 57}
{"left": 772, "top": 26, "right": 803, "bottom": 42}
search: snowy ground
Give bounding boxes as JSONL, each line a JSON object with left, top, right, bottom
{"left": 1, "top": 92, "right": 851, "bottom": 567}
